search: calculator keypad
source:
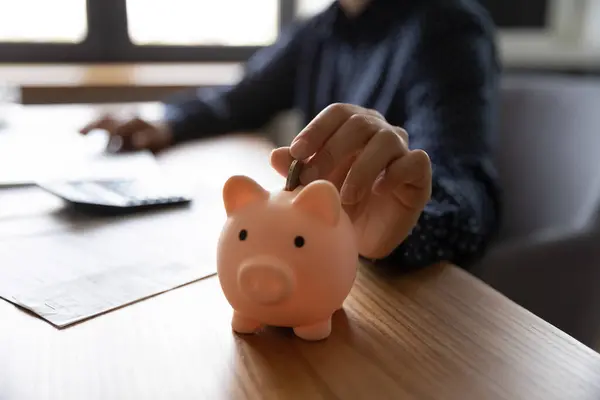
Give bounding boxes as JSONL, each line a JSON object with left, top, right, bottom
{"left": 39, "top": 179, "right": 192, "bottom": 209}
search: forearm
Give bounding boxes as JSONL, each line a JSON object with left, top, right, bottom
{"left": 161, "top": 22, "right": 307, "bottom": 144}
{"left": 163, "top": 85, "right": 256, "bottom": 143}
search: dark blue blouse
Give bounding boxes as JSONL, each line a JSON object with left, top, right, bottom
{"left": 164, "top": 0, "right": 502, "bottom": 270}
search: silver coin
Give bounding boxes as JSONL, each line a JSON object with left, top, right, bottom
{"left": 285, "top": 159, "right": 303, "bottom": 191}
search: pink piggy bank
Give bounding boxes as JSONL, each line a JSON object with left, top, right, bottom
{"left": 216, "top": 175, "right": 358, "bottom": 341}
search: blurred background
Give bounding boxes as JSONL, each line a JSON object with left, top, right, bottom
{"left": 0, "top": 0, "right": 599, "bottom": 349}
{"left": 0, "top": 0, "right": 598, "bottom": 103}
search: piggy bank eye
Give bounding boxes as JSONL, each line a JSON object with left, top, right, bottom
{"left": 239, "top": 229, "right": 248, "bottom": 241}
{"left": 294, "top": 236, "right": 305, "bottom": 248}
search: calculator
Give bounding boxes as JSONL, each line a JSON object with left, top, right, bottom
{"left": 37, "top": 178, "right": 193, "bottom": 214}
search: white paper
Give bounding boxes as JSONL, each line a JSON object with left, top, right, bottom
{"left": 0, "top": 128, "right": 161, "bottom": 187}
{"left": 11, "top": 261, "right": 204, "bottom": 327}
{"left": 0, "top": 109, "right": 224, "bottom": 327}
{"left": 0, "top": 150, "right": 162, "bottom": 187}
{"left": 0, "top": 209, "right": 220, "bottom": 327}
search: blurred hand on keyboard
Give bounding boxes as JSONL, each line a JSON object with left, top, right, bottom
{"left": 79, "top": 114, "right": 173, "bottom": 153}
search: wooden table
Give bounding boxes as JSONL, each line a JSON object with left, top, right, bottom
{"left": 1, "top": 104, "right": 600, "bottom": 400}
{"left": 0, "top": 63, "right": 242, "bottom": 104}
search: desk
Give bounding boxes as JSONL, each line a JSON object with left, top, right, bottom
{"left": 0, "top": 63, "right": 242, "bottom": 104}
{"left": 1, "top": 104, "right": 600, "bottom": 400}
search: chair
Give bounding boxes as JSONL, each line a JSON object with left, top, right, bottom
{"left": 473, "top": 73, "right": 600, "bottom": 350}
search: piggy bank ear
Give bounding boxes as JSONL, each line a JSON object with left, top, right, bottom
{"left": 292, "top": 180, "right": 340, "bottom": 226}
{"left": 223, "top": 175, "right": 269, "bottom": 216}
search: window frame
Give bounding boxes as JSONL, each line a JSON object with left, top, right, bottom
{"left": 0, "top": 0, "right": 298, "bottom": 63}
{"left": 497, "top": 0, "right": 600, "bottom": 68}
{"left": 498, "top": 0, "right": 585, "bottom": 49}
{"left": 1, "top": 0, "right": 596, "bottom": 66}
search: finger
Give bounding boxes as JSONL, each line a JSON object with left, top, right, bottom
{"left": 270, "top": 146, "right": 354, "bottom": 192}
{"left": 395, "top": 125, "right": 409, "bottom": 145}
{"left": 269, "top": 147, "right": 294, "bottom": 178}
{"left": 373, "top": 149, "right": 432, "bottom": 209}
{"left": 339, "top": 129, "right": 408, "bottom": 205}
{"left": 290, "top": 104, "right": 382, "bottom": 160}
{"left": 327, "top": 153, "right": 358, "bottom": 192}
{"left": 79, "top": 114, "right": 116, "bottom": 135}
{"left": 114, "top": 117, "right": 148, "bottom": 138}
{"left": 299, "top": 114, "right": 398, "bottom": 184}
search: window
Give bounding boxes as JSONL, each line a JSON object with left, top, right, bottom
{"left": 0, "top": 0, "right": 596, "bottom": 64}
{"left": 125, "top": 0, "right": 280, "bottom": 47}
{"left": 484, "top": 0, "right": 584, "bottom": 43}
{"left": 0, "top": 0, "right": 295, "bottom": 62}
{"left": 0, "top": 0, "right": 87, "bottom": 43}
{"left": 295, "top": 0, "right": 332, "bottom": 19}
{"left": 484, "top": 0, "right": 599, "bottom": 68}
{"left": 480, "top": 0, "right": 549, "bottom": 28}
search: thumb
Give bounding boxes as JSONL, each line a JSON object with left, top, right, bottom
{"left": 269, "top": 147, "right": 294, "bottom": 178}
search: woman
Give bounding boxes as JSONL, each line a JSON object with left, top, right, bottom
{"left": 81, "top": 0, "right": 502, "bottom": 270}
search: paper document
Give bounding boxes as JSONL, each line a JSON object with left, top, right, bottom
{"left": 0, "top": 129, "right": 161, "bottom": 186}
{"left": 0, "top": 210, "right": 220, "bottom": 327}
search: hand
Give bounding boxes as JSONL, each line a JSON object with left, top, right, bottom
{"left": 79, "top": 114, "right": 174, "bottom": 153}
{"left": 270, "top": 103, "right": 432, "bottom": 260}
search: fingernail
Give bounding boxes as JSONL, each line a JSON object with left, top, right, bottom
{"left": 341, "top": 184, "right": 361, "bottom": 204}
{"left": 290, "top": 139, "right": 309, "bottom": 159}
{"left": 300, "top": 165, "right": 319, "bottom": 184}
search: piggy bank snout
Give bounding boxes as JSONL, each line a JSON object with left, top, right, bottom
{"left": 237, "top": 257, "right": 294, "bottom": 305}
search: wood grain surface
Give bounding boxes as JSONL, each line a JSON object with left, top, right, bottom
{"left": 1, "top": 104, "right": 600, "bottom": 400}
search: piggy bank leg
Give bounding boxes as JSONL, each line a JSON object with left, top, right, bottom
{"left": 293, "top": 318, "right": 332, "bottom": 341}
{"left": 232, "top": 311, "right": 262, "bottom": 334}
